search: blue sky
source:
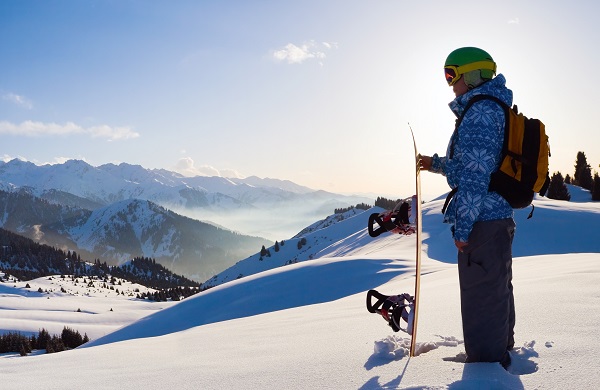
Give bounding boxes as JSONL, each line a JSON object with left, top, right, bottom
{"left": 1, "top": 0, "right": 599, "bottom": 198}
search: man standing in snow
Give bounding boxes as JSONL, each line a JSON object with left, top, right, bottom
{"left": 420, "top": 47, "right": 515, "bottom": 370}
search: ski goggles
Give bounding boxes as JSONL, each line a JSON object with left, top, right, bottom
{"left": 444, "top": 61, "right": 497, "bottom": 86}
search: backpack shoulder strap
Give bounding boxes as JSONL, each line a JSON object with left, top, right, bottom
{"left": 460, "top": 94, "right": 510, "bottom": 125}
{"left": 444, "top": 94, "right": 511, "bottom": 213}
{"left": 450, "top": 94, "right": 511, "bottom": 158}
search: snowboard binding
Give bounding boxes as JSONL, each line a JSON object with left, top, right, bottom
{"left": 367, "top": 201, "right": 415, "bottom": 238}
{"left": 366, "top": 289, "right": 415, "bottom": 335}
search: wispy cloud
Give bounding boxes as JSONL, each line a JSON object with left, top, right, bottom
{"left": 173, "top": 157, "right": 242, "bottom": 178}
{"left": 272, "top": 40, "right": 338, "bottom": 65}
{"left": 1, "top": 154, "right": 26, "bottom": 163}
{"left": 0, "top": 121, "right": 140, "bottom": 141}
{"left": 2, "top": 93, "right": 33, "bottom": 109}
{"left": 508, "top": 17, "right": 520, "bottom": 24}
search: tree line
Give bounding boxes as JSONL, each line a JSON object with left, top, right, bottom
{"left": 136, "top": 286, "right": 201, "bottom": 301}
{"left": 547, "top": 151, "right": 600, "bottom": 201}
{"left": 334, "top": 203, "right": 371, "bottom": 214}
{"left": 0, "top": 327, "right": 89, "bottom": 356}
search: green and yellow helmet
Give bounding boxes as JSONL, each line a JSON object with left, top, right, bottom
{"left": 444, "top": 47, "right": 496, "bottom": 86}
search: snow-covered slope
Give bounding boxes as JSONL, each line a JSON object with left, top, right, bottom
{"left": 2, "top": 194, "right": 600, "bottom": 389}
{"left": 206, "top": 194, "right": 600, "bottom": 288}
{"left": 204, "top": 207, "right": 376, "bottom": 287}
{"left": 0, "top": 273, "right": 172, "bottom": 340}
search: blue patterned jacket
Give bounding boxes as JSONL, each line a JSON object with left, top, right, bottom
{"left": 431, "top": 74, "right": 514, "bottom": 242}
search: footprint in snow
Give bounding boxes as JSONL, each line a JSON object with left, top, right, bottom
{"left": 443, "top": 340, "right": 540, "bottom": 376}
{"left": 370, "top": 336, "right": 539, "bottom": 376}
{"left": 372, "top": 334, "right": 462, "bottom": 361}
{"left": 508, "top": 340, "right": 539, "bottom": 375}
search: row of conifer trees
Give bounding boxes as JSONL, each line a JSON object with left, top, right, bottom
{"left": 0, "top": 326, "right": 89, "bottom": 356}
{"left": 547, "top": 151, "right": 600, "bottom": 201}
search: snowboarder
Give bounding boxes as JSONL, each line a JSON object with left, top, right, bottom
{"left": 419, "top": 47, "right": 515, "bottom": 370}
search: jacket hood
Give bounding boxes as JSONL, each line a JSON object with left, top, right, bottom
{"left": 449, "top": 74, "right": 513, "bottom": 117}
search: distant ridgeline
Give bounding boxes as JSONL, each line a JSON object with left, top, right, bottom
{"left": 0, "top": 228, "right": 201, "bottom": 292}
{"left": 334, "top": 202, "right": 371, "bottom": 214}
{"left": 333, "top": 197, "right": 413, "bottom": 215}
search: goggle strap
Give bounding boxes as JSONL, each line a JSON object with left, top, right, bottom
{"left": 455, "top": 60, "right": 497, "bottom": 75}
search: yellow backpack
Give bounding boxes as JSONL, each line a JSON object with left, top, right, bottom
{"left": 444, "top": 94, "right": 550, "bottom": 215}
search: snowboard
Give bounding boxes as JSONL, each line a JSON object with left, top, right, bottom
{"left": 364, "top": 126, "right": 423, "bottom": 357}
{"left": 409, "top": 125, "right": 422, "bottom": 358}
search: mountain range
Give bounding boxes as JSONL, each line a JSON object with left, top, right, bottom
{"left": 0, "top": 159, "right": 372, "bottom": 282}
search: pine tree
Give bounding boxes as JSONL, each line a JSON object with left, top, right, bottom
{"left": 62, "top": 326, "right": 84, "bottom": 349}
{"left": 592, "top": 172, "right": 600, "bottom": 201}
{"left": 375, "top": 197, "right": 401, "bottom": 210}
{"left": 580, "top": 168, "right": 594, "bottom": 191}
{"left": 297, "top": 237, "right": 307, "bottom": 250}
{"left": 37, "top": 328, "right": 51, "bottom": 350}
{"left": 574, "top": 151, "right": 593, "bottom": 190}
{"left": 547, "top": 172, "right": 571, "bottom": 201}
{"left": 46, "top": 335, "right": 65, "bottom": 354}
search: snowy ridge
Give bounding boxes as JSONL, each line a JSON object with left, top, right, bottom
{"left": 0, "top": 159, "right": 364, "bottom": 211}
{"left": 204, "top": 207, "right": 384, "bottom": 287}
{"left": 205, "top": 192, "right": 600, "bottom": 288}
{"left": 68, "top": 199, "right": 173, "bottom": 260}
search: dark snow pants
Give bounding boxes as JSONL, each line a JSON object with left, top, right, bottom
{"left": 458, "top": 218, "right": 515, "bottom": 366}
